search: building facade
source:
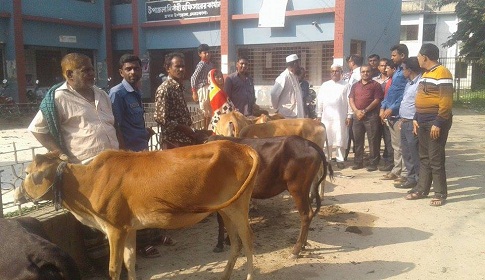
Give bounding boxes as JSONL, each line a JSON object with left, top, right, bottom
{"left": 400, "top": 0, "right": 478, "bottom": 92}
{"left": 1, "top": 0, "right": 401, "bottom": 104}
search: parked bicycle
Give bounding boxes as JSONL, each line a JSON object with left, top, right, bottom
{"left": 0, "top": 79, "right": 21, "bottom": 119}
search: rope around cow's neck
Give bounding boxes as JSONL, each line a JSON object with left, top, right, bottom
{"left": 23, "top": 161, "right": 67, "bottom": 210}
{"left": 53, "top": 161, "right": 67, "bottom": 211}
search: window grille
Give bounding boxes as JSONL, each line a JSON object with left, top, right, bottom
{"left": 237, "top": 42, "right": 334, "bottom": 87}
{"left": 400, "top": 25, "right": 419, "bottom": 41}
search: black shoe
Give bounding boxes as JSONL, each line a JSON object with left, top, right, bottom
{"left": 396, "top": 182, "right": 417, "bottom": 189}
{"left": 331, "top": 157, "right": 337, "bottom": 162}
{"left": 379, "top": 164, "right": 394, "bottom": 172}
{"left": 337, "top": 162, "right": 345, "bottom": 169}
{"left": 366, "top": 165, "right": 378, "bottom": 172}
{"left": 352, "top": 164, "right": 364, "bottom": 170}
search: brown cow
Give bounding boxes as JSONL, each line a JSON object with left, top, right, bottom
{"left": 20, "top": 141, "right": 260, "bottom": 280}
{"left": 209, "top": 135, "right": 333, "bottom": 258}
{"left": 238, "top": 118, "right": 331, "bottom": 200}
{"left": 214, "top": 111, "right": 284, "bottom": 137}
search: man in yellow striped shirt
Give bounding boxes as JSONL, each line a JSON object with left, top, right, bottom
{"left": 405, "top": 43, "right": 453, "bottom": 206}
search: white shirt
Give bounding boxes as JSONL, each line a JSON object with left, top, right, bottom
{"left": 316, "top": 79, "right": 351, "bottom": 148}
{"left": 347, "top": 67, "right": 361, "bottom": 86}
{"left": 29, "top": 82, "right": 119, "bottom": 163}
{"left": 270, "top": 69, "right": 305, "bottom": 118}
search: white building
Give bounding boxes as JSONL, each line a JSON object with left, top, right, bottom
{"left": 400, "top": 0, "right": 475, "bottom": 91}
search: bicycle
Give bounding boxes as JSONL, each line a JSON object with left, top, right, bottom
{"left": 0, "top": 79, "right": 21, "bottom": 119}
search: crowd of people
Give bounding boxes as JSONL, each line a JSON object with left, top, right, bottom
{"left": 26, "top": 41, "right": 453, "bottom": 265}
{"left": 314, "top": 43, "right": 453, "bottom": 207}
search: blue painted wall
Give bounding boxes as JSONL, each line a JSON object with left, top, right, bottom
{"left": 343, "top": 0, "right": 401, "bottom": 61}
{"left": 21, "top": 0, "right": 104, "bottom": 23}
{"left": 0, "top": 18, "right": 8, "bottom": 44}
{"left": 22, "top": 21, "right": 102, "bottom": 50}
{"left": 111, "top": 3, "right": 132, "bottom": 25}
{"left": 234, "top": 0, "right": 335, "bottom": 14}
{"left": 232, "top": 14, "right": 334, "bottom": 46}
{"left": 144, "top": 23, "right": 221, "bottom": 50}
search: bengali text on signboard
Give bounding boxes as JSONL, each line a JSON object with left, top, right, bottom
{"left": 146, "top": 0, "right": 221, "bottom": 22}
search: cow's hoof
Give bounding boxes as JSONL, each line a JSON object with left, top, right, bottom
{"left": 288, "top": 253, "right": 299, "bottom": 259}
{"left": 213, "top": 246, "right": 224, "bottom": 253}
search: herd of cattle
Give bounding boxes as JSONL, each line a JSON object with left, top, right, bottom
{"left": 2, "top": 111, "right": 334, "bottom": 280}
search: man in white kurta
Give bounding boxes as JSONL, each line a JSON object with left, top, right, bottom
{"left": 270, "top": 54, "right": 305, "bottom": 118}
{"left": 316, "top": 65, "right": 352, "bottom": 168}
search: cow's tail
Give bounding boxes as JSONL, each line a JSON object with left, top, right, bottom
{"left": 307, "top": 139, "right": 332, "bottom": 219}
{"left": 156, "top": 146, "right": 260, "bottom": 213}
{"left": 319, "top": 122, "right": 333, "bottom": 166}
{"left": 308, "top": 139, "right": 334, "bottom": 186}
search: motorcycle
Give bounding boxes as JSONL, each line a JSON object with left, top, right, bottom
{"left": 26, "top": 80, "right": 46, "bottom": 104}
{"left": 0, "top": 79, "right": 21, "bottom": 119}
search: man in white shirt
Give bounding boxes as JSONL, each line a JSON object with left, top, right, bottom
{"left": 29, "top": 53, "right": 118, "bottom": 164}
{"left": 270, "top": 54, "right": 305, "bottom": 118}
{"left": 343, "top": 54, "right": 363, "bottom": 161}
{"left": 316, "top": 65, "right": 352, "bottom": 169}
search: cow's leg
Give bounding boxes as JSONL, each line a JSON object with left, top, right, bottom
{"left": 218, "top": 211, "right": 240, "bottom": 280}
{"left": 123, "top": 230, "right": 137, "bottom": 280}
{"left": 288, "top": 185, "right": 312, "bottom": 259}
{"left": 214, "top": 213, "right": 225, "bottom": 253}
{"left": 106, "top": 228, "right": 128, "bottom": 280}
{"left": 219, "top": 208, "right": 254, "bottom": 280}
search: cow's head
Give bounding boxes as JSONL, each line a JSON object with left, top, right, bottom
{"left": 21, "top": 151, "right": 67, "bottom": 202}
{"left": 214, "top": 111, "right": 250, "bottom": 137}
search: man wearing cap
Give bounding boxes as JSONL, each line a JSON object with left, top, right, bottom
{"left": 270, "top": 54, "right": 306, "bottom": 118}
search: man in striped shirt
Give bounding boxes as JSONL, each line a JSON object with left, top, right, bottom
{"left": 190, "top": 44, "right": 214, "bottom": 102}
{"left": 405, "top": 43, "right": 453, "bottom": 206}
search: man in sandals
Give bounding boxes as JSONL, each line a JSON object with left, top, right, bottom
{"left": 405, "top": 43, "right": 453, "bottom": 206}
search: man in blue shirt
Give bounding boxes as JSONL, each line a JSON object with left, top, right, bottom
{"left": 110, "top": 54, "right": 172, "bottom": 258}
{"left": 397, "top": 57, "right": 422, "bottom": 190}
{"left": 110, "top": 54, "right": 153, "bottom": 151}
{"left": 379, "top": 44, "right": 409, "bottom": 183}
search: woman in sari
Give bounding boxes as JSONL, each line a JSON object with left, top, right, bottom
{"left": 207, "top": 69, "right": 236, "bottom": 131}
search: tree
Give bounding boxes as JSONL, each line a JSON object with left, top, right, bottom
{"left": 433, "top": 0, "right": 485, "bottom": 60}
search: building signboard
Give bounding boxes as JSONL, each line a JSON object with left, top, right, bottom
{"left": 59, "top": 35, "right": 77, "bottom": 43}
{"left": 146, "top": 0, "right": 221, "bottom": 22}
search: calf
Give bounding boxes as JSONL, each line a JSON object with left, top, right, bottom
{"left": 209, "top": 135, "right": 333, "bottom": 258}
{"left": 0, "top": 217, "right": 81, "bottom": 280}
{"left": 20, "top": 140, "right": 260, "bottom": 280}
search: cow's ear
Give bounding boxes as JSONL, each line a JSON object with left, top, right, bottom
{"left": 34, "top": 154, "right": 47, "bottom": 164}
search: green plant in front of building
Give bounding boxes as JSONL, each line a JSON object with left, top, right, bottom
{"left": 455, "top": 89, "right": 485, "bottom": 112}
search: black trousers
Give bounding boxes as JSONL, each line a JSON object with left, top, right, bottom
{"left": 352, "top": 111, "right": 381, "bottom": 166}
{"left": 381, "top": 122, "right": 394, "bottom": 165}
{"left": 415, "top": 120, "right": 452, "bottom": 197}
{"left": 344, "top": 126, "right": 354, "bottom": 161}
